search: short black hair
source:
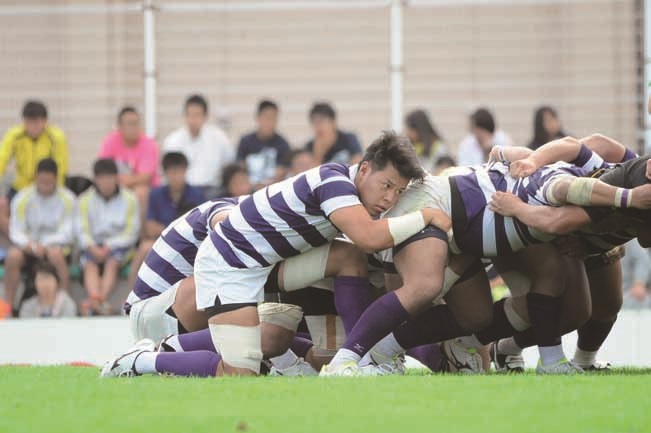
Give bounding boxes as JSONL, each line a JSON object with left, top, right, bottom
{"left": 257, "top": 99, "right": 278, "bottom": 115}
{"left": 93, "top": 158, "right": 118, "bottom": 176}
{"left": 34, "top": 260, "right": 60, "bottom": 284}
{"left": 361, "top": 131, "right": 426, "bottom": 182}
{"left": 36, "top": 158, "right": 58, "bottom": 176}
{"left": 309, "top": 102, "right": 336, "bottom": 121}
{"left": 117, "top": 106, "right": 138, "bottom": 123}
{"left": 185, "top": 94, "right": 208, "bottom": 114}
{"left": 22, "top": 100, "right": 48, "bottom": 119}
{"left": 221, "top": 162, "right": 248, "bottom": 189}
{"left": 162, "top": 152, "right": 189, "bottom": 171}
{"left": 470, "top": 108, "right": 495, "bottom": 134}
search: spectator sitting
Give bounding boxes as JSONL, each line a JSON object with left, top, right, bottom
{"left": 215, "top": 163, "right": 252, "bottom": 198}
{"left": 98, "top": 106, "right": 160, "bottom": 223}
{"left": 622, "top": 240, "right": 651, "bottom": 310}
{"left": 164, "top": 94, "right": 234, "bottom": 199}
{"left": 286, "top": 149, "right": 315, "bottom": 178}
{"left": 19, "top": 261, "right": 76, "bottom": 318}
{"left": 0, "top": 100, "right": 69, "bottom": 237}
{"left": 4, "top": 158, "right": 75, "bottom": 315}
{"left": 528, "top": 106, "right": 567, "bottom": 150}
{"left": 237, "top": 99, "right": 291, "bottom": 190}
{"left": 433, "top": 155, "right": 457, "bottom": 175}
{"left": 457, "top": 107, "right": 513, "bottom": 166}
{"left": 305, "top": 102, "right": 362, "bottom": 165}
{"left": 127, "top": 152, "right": 205, "bottom": 289}
{"left": 404, "top": 109, "right": 447, "bottom": 172}
{"left": 77, "top": 159, "right": 140, "bottom": 316}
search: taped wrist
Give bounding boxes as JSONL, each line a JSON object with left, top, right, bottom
{"left": 387, "top": 211, "right": 426, "bottom": 246}
{"left": 566, "top": 177, "right": 598, "bottom": 206}
{"left": 614, "top": 188, "right": 633, "bottom": 208}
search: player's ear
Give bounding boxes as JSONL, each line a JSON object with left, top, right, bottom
{"left": 358, "top": 160, "right": 370, "bottom": 175}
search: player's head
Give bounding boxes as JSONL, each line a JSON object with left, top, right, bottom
{"left": 117, "top": 106, "right": 141, "bottom": 144}
{"left": 162, "top": 152, "right": 189, "bottom": 191}
{"left": 257, "top": 99, "right": 279, "bottom": 138}
{"left": 309, "top": 102, "right": 337, "bottom": 139}
{"left": 184, "top": 94, "right": 208, "bottom": 136}
{"left": 470, "top": 107, "right": 495, "bottom": 150}
{"left": 356, "top": 131, "right": 425, "bottom": 216}
{"left": 22, "top": 100, "right": 48, "bottom": 139}
{"left": 93, "top": 158, "right": 119, "bottom": 198}
{"left": 222, "top": 163, "right": 251, "bottom": 197}
{"left": 35, "top": 158, "right": 58, "bottom": 196}
{"left": 34, "top": 260, "right": 60, "bottom": 295}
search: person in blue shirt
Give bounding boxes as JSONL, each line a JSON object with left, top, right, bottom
{"left": 127, "top": 152, "right": 204, "bottom": 289}
{"left": 237, "top": 100, "right": 291, "bottom": 191}
{"left": 305, "top": 102, "right": 362, "bottom": 166}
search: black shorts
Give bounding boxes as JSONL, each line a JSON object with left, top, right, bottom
{"left": 383, "top": 225, "right": 449, "bottom": 274}
{"left": 584, "top": 245, "right": 625, "bottom": 271}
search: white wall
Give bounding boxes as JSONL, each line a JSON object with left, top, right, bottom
{"left": 1, "top": 311, "right": 650, "bottom": 368}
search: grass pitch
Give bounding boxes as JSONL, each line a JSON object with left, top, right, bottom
{"left": 1, "top": 366, "right": 650, "bottom": 433}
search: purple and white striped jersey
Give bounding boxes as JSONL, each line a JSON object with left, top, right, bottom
{"left": 124, "top": 197, "right": 242, "bottom": 312}
{"left": 451, "top": 161, "right": 588, "bottom": 257}
{"left": 449, "top": 143, "right": 634, "bottom": 257}
{"left": 210, "top": 163, "right": 362, "bottom": 269}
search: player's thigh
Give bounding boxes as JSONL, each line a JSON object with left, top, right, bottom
{"left": 394, "top": 236, "right": 448, "bottom": 301}
{"left": 172, "top": 276, "right": 209, "bottom": 333}
{"left": 444, "top": 261, "right": 493, "bottom": 332}
{"left": 586, "top": 259, "right": 623, "bottom": 321}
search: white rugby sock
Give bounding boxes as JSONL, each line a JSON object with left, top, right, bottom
{"left": 497, "top": 337, "right": 523, "bottom": 355}
{"left": 538, "top": 344, "right": 566, "bottom": 366}
{"left": 134, "top": 352, "right": 158, "bottom": 375}
{"left": 270, "top": 350, "right": 299, "bottom": 370}
{"left": 330, "top": 348, "right": 361, "bottom": 367}
{"left": 359, "top": 333, "right": 404, "bottom": 366}
{"left": 572, "top": 348, "right": 597, "bottom": 368}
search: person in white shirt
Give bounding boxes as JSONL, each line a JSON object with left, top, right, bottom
{"left": 457, "top": 107, "right": 514, "bottom": 167}
{"left": 163, "top": 94, "right": 234, "bottom": 199}
{"left": 4, "top": 158, "right": 75, "bottom": 313}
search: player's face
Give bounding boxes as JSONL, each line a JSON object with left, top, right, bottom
{"left": 24, "top": 117, "right": 46, "bottom": 140}
{"left": 257, "top": 108, "right": 278, "bottom": 138}
{"left": 35, "top": 271, "right": 58, "bottom": 295}
{"left": 119, "top": 112, "right": 141, "bottom": 143}
{"left": 35, "top": 172, "right": 57, "bottom": 196}
{"left": 95, "top": 173, "right": 118, "bottom": 197}
{"left": 185, "top": 104, "right": 206, "bottom": 136}
{"left": 356, "top": 161, "right": 409, "bottom": 217}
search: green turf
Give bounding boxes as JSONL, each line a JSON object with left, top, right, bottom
{"left": 1, "top": 366, "right": 650, "bottom": 433}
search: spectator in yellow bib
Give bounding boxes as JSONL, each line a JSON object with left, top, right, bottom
{"left": 0, "top": 101, "right": 69, "bottom": 237}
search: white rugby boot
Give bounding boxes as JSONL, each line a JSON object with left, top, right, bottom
{"left": 100, "top": 339, "right": 156, "bottom": 378}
